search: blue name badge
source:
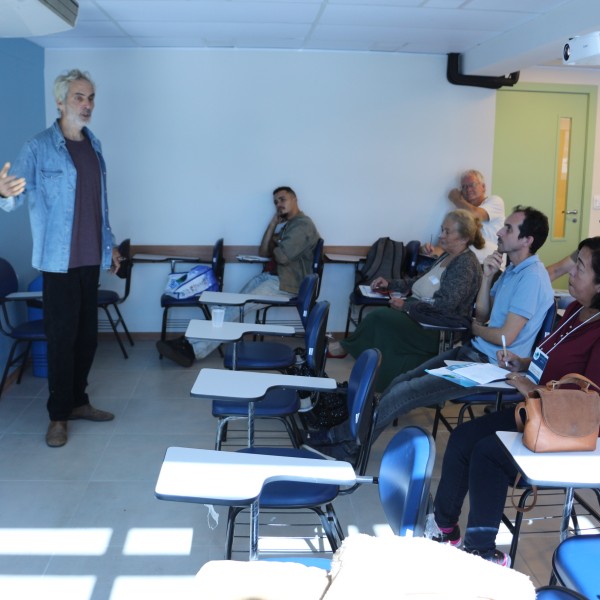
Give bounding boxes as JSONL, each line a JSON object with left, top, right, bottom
{"left": 527, "top": 346, "right": 549, "bottom": 384}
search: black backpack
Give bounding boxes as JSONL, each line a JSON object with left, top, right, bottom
{"left": 356, "top": 237, "right": 405, "bottom": 286}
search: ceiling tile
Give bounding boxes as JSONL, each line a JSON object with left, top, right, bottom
{"left": 95, "top": 0, "right": 321, "bottom": 23}
{"left": 16, "top": 0, "right": 600, "bottom": 72}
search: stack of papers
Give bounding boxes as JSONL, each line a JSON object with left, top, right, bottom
{"left": 426, "top": 362, "right": 510, "bottom": 388}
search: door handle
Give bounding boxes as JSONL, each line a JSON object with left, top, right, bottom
{"left": 564, "top": 210, "right": 578, "bottom": 215}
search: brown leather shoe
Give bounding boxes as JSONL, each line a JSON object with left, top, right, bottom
{"left": 46, "top": 421, "right": 68, "bottom": 447}
{"left": 69, "top": 404, "right": 115, "bottom": 422}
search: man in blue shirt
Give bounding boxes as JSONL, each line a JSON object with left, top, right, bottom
{"left": 0, "top": 69, "right": 121, "bottom": 448}
{"left": 311, "top": 206, "right": 554, "bottom": 454}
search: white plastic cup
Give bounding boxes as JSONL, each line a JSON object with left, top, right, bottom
{"left": 211, "top": 307, "right": 225, "bottom": 327}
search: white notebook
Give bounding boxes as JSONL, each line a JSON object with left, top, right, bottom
{"left": 358, "top": 285, "right": 389, "bottom": 299}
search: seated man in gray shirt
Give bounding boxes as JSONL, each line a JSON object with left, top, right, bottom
{"left": 157, "top": 186, "right": 320, "bottom": 366}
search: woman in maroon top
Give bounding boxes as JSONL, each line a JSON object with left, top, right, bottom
{"left": 431, "top": 237, "right": 600, "bottom": 566}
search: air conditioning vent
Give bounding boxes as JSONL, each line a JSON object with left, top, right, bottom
{"left": 0, "top": 0, "right": 79, "bottom": 37}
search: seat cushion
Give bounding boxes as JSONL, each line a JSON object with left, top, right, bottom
{"left": 237, "top": 447, "right": 339, "bottom": 507}
{"left": 160, "top": 292, "right": 200, "bottom": 308}
{"left": 12, "top": 319, "right": 46, "bottom": 340}
{"left": 97, "top": 290, "right": 120, "bottom": 304}
{"left": 212, "top": 388, "right": 299, "bottom": 417}
{"left": 224, "top": 341, "right": 295, "bottom": 370}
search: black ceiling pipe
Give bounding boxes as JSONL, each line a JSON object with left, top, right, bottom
{"left": 447, "top": 53, "right": 520, "bottom": 89}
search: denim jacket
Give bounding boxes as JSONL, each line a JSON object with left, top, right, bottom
{"left": 0, "top": 120, "right": 115, "bottom": 273}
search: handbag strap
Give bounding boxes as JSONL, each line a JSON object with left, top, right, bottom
{"left": 514, "top": 401, "right": 526, "bottom": 432}
{"left": 545, "top": 373, "right": 600, "bottom": 393}
{"left": 511, "top": 473, "right": 538, "bottom": 512}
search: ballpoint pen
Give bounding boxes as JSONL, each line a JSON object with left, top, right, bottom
{"left": 501, "top": 334, "right": 508, "bottom": 367}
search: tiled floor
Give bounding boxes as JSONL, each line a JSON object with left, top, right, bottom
{"left": 0, "top": 338, "right": 597, "bottom": 599}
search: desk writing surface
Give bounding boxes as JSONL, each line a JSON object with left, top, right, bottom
{"left": 133, "top": 253, "right": 199, "bottom": 263}
{"left": 155, "top": 447, "right": 356, "bottom": 505}
{"left": 198, "top": 291, "right": 290, "bottom": 306}
{"left": 191, "top": 368, "right": 336, "bottom": 399}
{"left": 496, "top": 431, "right": 600, "bottom": 487}
{"left": 185, "top": 320, "right": 294, "bottom": 342}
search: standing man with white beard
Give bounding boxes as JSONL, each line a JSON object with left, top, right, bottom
{"left": 423, "top": 170, "right": 505, "bottom": 263}
{"left": 0, "top": 69, "right": 121, "bottom": 448}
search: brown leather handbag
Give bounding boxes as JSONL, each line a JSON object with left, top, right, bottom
{"left": 515, "top": 373, "right": 600, "bottom": 453}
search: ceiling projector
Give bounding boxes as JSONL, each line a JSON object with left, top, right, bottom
{"left": 563, "top": 32, "right": 600, "bottom": 65}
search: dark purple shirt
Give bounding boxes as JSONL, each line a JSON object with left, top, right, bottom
{"left": 65, "top": 136, "right": 102, "bottom": 268}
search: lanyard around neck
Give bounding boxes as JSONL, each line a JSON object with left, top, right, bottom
{"left": 540, "top": 307, "right": 600, "bottom": 354}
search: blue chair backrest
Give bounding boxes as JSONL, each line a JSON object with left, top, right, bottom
{"left": 346, "top": 348, "right": 381, "bottom": 446}
{"left": 378, "top": 426, "right": 435, "bottom": 537}
{"left": 535, "top": 299, "right": 557, "bottom": 346}
{"left": 312, "top": 238, "right": 325, "bottom": 295}
{"left": 403, "top": 240, "right": 421, "bottom": 278}
{"left": 295, "top": 273, "right": 319, "bottom": 328}
{"left": 312, "top": 238, "right": 324, "bottom": 276}
{"left": 0, "top": 258, "right": 18, "bottom": 299}
{"left": 212, "top": 238, "right": 225, "bottom": 290}
{"left": 304, "top": 301, "right": 329, "bottom": 377}
{"left": 552, "top": 534, "right": 600, "bottom": 600}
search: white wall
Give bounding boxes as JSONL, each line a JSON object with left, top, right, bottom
{"left": 41, "top": 50, "right": 505, "bottom": 332}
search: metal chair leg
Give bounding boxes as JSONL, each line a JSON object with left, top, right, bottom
{"left": 160, "top": 307, "right": 170, "bottom": 342}
{"left": 101, "top": 306, "right": 128, "bottom": 359}
{"left": 0, "top": 340, "right": 30, "bottom": 397}
{"left": 16, "top": 341, "right": 32, "bottom": 383}
{"left": 112, "top": 304, "right": 134, "bottom": 346}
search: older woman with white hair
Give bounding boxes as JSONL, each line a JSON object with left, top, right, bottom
{"left": 328, "top": 209, "right": 484, "bottom": 392}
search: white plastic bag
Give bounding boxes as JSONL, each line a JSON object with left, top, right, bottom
{"left": 164, "top": 264, "right": 218, "bottom": 299}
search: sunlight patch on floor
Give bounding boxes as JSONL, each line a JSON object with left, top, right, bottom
{"left": 123, "top": 527, "right": 194, "bottom": 555}
{"left": 0, "top": 528, "right": 112, "bottom": 555}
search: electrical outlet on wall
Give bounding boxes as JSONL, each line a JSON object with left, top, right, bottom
{"left": 594, "top": 195, "right": 600, "bottom": 210}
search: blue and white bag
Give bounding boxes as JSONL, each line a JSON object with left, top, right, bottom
{"left": 164, "top": 265, "right": 218, "bottom": 299}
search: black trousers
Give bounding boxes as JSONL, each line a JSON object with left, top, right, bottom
{"left": 42, "top": 266, "right": 99, "bottom": 421}
{"left": 433, "top": 409, "right": 519, "bottom": 556}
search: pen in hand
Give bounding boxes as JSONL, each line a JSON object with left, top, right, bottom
{"left": 501, "top": 334, "right": 508, "bottom": 367}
